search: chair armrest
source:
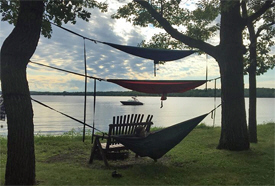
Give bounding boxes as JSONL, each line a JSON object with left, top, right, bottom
{"left": 93, "top": 134, "right": 109, "bottom": 140}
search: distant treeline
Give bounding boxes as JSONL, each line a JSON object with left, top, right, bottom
{"left": 22, "top": 88, "right": 275, "bottom": 97}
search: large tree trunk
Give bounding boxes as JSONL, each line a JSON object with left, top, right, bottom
{"left": 216, "top": 0, "right": 250, "bottom": 150}
{"left": 135, "top": 0, "right": 250, "bottom": 151}
{"left": 0, "top": 1, "right": 44, "bottom": 185}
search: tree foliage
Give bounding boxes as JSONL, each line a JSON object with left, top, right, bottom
{"left": 112, "top": 0, "right": 219, "bottom": 49}
{"left": 242, "top": 0, "right": 275, "bottom": 75}
{"left": 0, "top": 0, "right": 107, "bottom": 38}
{"left": 113, "top": 0, "right": 220, "bottom": 49}
{"left": 243, "top": 35, "right": 275, "bottom": 75}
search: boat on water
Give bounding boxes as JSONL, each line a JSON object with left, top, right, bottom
{"left": 120, "top": 96, "right": 143, "bottom": 105}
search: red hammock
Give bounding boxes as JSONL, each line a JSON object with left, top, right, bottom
{"left": 107, "top": 79, "right": 206, "bottom": 101}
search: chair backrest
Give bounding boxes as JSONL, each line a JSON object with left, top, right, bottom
{"left": 106, "top": 114, "right": 153, "bottom": 148}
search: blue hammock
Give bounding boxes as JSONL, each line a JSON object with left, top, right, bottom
{"left": 103, "top": 42, "right": 197, "bottom": 76}
{"left": 103, "top": 42, "right": 196, "bottom": 62}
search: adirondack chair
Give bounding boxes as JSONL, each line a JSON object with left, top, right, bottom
{"left": 89, "top": 114, "right": 153, "bottom": 167}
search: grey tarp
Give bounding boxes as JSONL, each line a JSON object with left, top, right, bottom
{"left": 113, "top": 113, "right": 208, "bottom": 160}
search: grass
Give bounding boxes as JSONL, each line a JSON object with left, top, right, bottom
{"left": 0, "top": 123, "right": 274, "bottom": 185}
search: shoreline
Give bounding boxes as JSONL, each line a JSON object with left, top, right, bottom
{"left": 25, "top": 88, "right": 275, "bottom": 98}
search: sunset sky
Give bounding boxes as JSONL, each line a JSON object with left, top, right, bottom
{"left": 1, "top": 0, "right": 274, "bottom": 92}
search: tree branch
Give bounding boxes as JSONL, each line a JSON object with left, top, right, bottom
{"left": 246, "top": 0, "right": 274, "bottom": 25}
{"left": 133, "top": 0, "right": 218, "bottom": 58}
{"left": 255, "top": 21, "right": 275, "bottom": 38}
{"left": 241, "top": 0, "right": 248, "bottom": 19}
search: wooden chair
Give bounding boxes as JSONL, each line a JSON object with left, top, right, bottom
{"left": 89, "top": 114, "right": 153, "bottom": 167}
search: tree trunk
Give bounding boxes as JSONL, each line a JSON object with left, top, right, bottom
{"left": 135, "top": 0, "right": 250, "bottom": 151}
{"left": 216, "top": 0, "right": 250, "bottom": 150}
{"left": 248, "top": 39, "right": 258, "bottom": 143}
{"left": 248, "top": 67, "right": 257, "bottom": 143}
{"left": 246, "top": 11, "right": 258, "bottom": 143}
{"left": 1, "top": 1, "right": 44, "bottom": 185}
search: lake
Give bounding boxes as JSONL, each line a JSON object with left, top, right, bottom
{"left": 0, "top": 96, "right": 274, "bottom": 136}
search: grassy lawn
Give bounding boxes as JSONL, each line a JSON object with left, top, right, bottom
{"left": 0, "top": 123, "right": 274, "bottom": 185}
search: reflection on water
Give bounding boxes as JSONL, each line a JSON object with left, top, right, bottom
{"left": 0, "top": 95, "right": 274, "bottom": 135}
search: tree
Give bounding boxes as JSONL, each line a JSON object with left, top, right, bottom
{"left": 135, "top": 1, "right": 275, "bottom": 144}
{"left": 0, "top": 1, "right": 107, "bottom": 185}
{"left": 1, "top": 2, "right": 44, "bottom": 184}
{"left": 242, "top": 0, "right": 275, "bottom": 143}
{"left": 112, "top": 0, "right": 274, "bottom": 150}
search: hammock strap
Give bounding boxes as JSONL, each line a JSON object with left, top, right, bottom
{"left": 31, "top": 98, "right": 106, "bottom": 134}
{"left": 51, "top": 22, "right": 101, "bottom": 44}
{"left": 208, "top": 77, "right": 221, "bottom": 82}
{"left": 209, "top": 103, "right": 221, "bottom": 117}
{"left": 29, "top": 61, "right": 104, "bottom": 81}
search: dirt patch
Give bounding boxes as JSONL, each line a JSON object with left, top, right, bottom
{"left": 45, "top": 153, "right": 74, "bottom": 163}
{"left": 44, "top": 150, "right": 88, "bottom": 164}
{"left": 88, "top": 153, "right": 173, "bottom": 170}
{"left": 44, "top": 150, "right": 173, "bottom": 170}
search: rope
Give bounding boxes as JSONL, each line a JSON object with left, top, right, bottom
{"left": 29, "top": 61, "right": 105, "bottom": 81}
{"left": 208, "top": 77, "right": 221, "bottom": 82}
{"left": 208, "top": 103, "right": 221, "bottom": 115}
{"left": 50, "top": 22, "right": 102, "bottom": 44}
{"left": 31, "top": 98, "right": 106, "bottom": 134}
{"left": 30, "top": 60, "right": 219, "bottom": 84}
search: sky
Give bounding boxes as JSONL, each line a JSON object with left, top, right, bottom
{"left": 0, "top": 0, "right": 274, "bottom": 92}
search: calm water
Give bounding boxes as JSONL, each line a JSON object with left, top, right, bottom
{"left": 0, "top": 96, "right": 274, "bottom": 135}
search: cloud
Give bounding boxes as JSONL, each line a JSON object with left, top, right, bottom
{"left": 1, "top": 1, "right": 274, "bottom": 92}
